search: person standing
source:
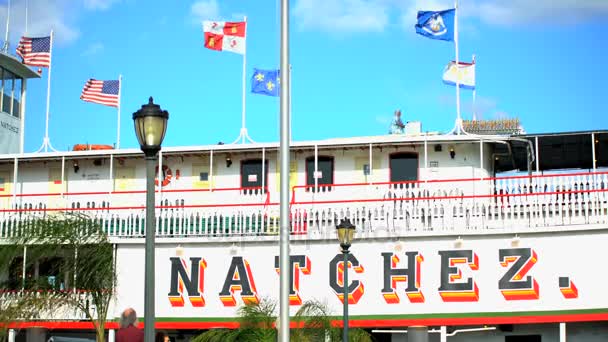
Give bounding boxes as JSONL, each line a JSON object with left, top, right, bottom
{"left": 116, "top": 308, "right": 144, "bottom": 342}
{"left": 389, "top": 109, "right": 405, "bottom": 134}
{"left": 155, "top": 331, "right": 170, "bottom": 342}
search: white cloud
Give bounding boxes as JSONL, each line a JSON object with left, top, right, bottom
{"left": 191, "top": 0, "right": 220, "bottom": 23}
{"left": 375, "top": 115, "right": 390, "bottom": 126}
{"left": 0, "top": 0, "right": 80, "bottom": 46}
{"left": 83, "top": 0, "right": 121, "bottom": 11}
{"left": 81, "top": 42, "right": 104, "bottom": 56}
{"left": 473, "top": 0, "right": 608, "bottom": 26}
{"left": 293, "top": 0, "right": 389, "bottom": 33}
{"left": 399, "top": 0, "right": 608, "bottom": 29}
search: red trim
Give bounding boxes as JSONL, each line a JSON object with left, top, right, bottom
{"left": 1, "top": 188, "right": 607, "bottom": 213}
{"left": 2, "top": 170, "right": 607, "bottom": 198}
{"left": 7, "top": 312, "right": 608, "bottom": 330}
{"left": 0, "top": 186, "right": 268, "bottom": 198}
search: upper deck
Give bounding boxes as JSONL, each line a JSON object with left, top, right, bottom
{"left": 0, "top": 130, "right": 607, "bottom": 242}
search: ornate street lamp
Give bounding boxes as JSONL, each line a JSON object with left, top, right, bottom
{"left": 133, "top": 97, "right": 168, "bottom": 342}
{"left": 336, "top": 218, "right": 356, "bottom": 342}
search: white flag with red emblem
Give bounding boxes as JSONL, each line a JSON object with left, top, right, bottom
{"left": 203, "top": 21, "right": 246, "bottom": 55}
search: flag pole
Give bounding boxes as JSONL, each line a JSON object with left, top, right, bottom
{"left": 116, "top": 74, "right": 122, "bottom": 149}
{"left": 3, "top": 0, "right": 10, "bottom": 53}
{"left": 454, "top": 0, "right": 461, "bottom": 134}
{"left": 472, "top": 54, "right": 476, "bottom": 121}
{"left": 279, "top": 0, "right": 291, "bottom": 339}
{"left": 24, "top": 0, "right": 28, "bottom": 34}
{"left": 231, "top": 16, "right": 255, "bottom": 144}
{"left": 37, "top": 30, "right": 57, "bottom": 152}
{"left": 289, "top": 64, "right": 292, "bottom": 143}
{"left": 241, "top": 15, "right": 247, "bottom": 143}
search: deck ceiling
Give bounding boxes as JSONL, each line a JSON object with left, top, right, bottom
{"left": 495, "top": 131, "right": 608, "bottom": 172}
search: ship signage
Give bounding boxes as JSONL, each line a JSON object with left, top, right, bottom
{"left": 115, "top": 233, "right": 605, "bottom": 322}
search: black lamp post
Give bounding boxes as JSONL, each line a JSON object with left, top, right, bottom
{"left": 133, "top": 97, "right": 168, "bottom": 342}
{"left": 336, "top": 218, "right": 355, "bottom": 342}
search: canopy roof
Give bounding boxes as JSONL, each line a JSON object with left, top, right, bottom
{"left": 495, "top": 130, "right": 608, "bottom": 172}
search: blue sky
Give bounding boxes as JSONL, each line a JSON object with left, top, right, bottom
{"left": 1, "top": 0, "right": 607, "bottom": 152}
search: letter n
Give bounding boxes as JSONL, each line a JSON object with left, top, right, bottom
{"left": 168, "top": 257, "right": 207, "bottom": 307}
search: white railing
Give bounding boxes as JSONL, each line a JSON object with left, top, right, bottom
{"left": 1, "top": 172, "right": 608, "bottom": 239}
{"left": 0, "top": 290, "right": 95, "bottom": 321}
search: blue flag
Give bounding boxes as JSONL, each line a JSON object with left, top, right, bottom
{"left": 415, "top": 9, "right": 455, "bottom": 41}
{"left": 251, "top": 68, "right": 280, "bottom": 97}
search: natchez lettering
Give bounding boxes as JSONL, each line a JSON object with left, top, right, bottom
{"left": 167, "top": 248, "right": 572, "bottom": 308}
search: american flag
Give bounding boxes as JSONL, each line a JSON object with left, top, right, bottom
{"left": 80, "top": 79, "right": 120, "bottom": 107}
{"left": 16, "top": 36, "right": 52, "bottom": 67}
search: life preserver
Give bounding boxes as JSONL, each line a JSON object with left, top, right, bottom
{"left": 72, "top": 144, "right": 114, "bottom": 151}
{"left": 155, "top": 165, "right": 172, "bottom": 187}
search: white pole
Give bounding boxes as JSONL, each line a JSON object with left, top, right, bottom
{"left": 21, "top": 245, "right": 26, "bottom": 289}
{"left": 12, "top": 157, "right": 17, "bottom": 208}
{"left": 560, "top": 322, "right": 566, "bottom": 342}
{"left": 535, "top": 136, "right": 540, "bottom": 173}
{"left": 424, "top": 136, "right": 428, "bottom": 182}
{"left": 108, "top": 329, "right": 115, "bottom": 342}
{"left": 8, "top": 329, "right": 16, "bottom": 342}
{"left": 158, "top": 150, "right": 163, "bottom": 204}
{"left": 60, "top": 156, "right": 65, "bottom": 197}
{"left": 440, "top": 326, "right": 447, "bottom": 342}
{"left": 116, "top": 75, "right": 122, "bottom": 149}
{"left": 9, "top": 74, "right": 14, "bottom": 116}
{"left": 241, "top": 16, "right": 248, "bottom": 143}
{"left": 368, "top": 143, "right": 373, "bottom": 184}
{"left": 40, "top": 30, "right": 54, "bottom": 152}
{"left": 209, "top": 150, "right": 214, "bottom": 191}
{"left": 73, "top": 247, "right": 78, "bottom": 293}
{"left": 19, "top": 79, "right": 26, "bottom": 154}
{"left": 109, "top": 154, "right": 114, "bottom": 195}
{"left": 1, "top": 68, "right": 5, "bottom": 111}
{"left": 454, "top": 0, "right": 461, "bottom": 133}
{"left": 480, "top": 139, "right": 484, "bottom": 179}
{"left": 592, "top": 133, "right": 597, "bottom": 171}
{"left": 24, "top": 0, "right": 28, "bottom": 34}
{"left": 472, "top": 54, "right": 476, "bottom": 121}
{"left": 3, "top": 0, "right": 10, "bottom": 53}
{"left": 314, "top": 144, "right": 318, "bottom": 192}
{"left": 289, "top": 64, "right": 292, "bottom": 143}
{"left": 262, "top": 147, "right": 266, "bottom": 193}
{"left": 279, "top": 0, "right": 291, "bottom": 338}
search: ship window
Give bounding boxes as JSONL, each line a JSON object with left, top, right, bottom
{"left": 390, "top": 153, "right": 418, "bottom": 183}
{"left": 199, "top": 172, "right": 209, "bottom": 181}
{"left": 240, "top": 159, "right": 268, "bottom": 191}
{"left": 306, "top": 156, "right": 334, "bottom": 191}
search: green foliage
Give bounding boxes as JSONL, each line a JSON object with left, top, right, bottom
{"left": 0, "top": 213, "right": 115, "bottom": 342}
{"left": 192, "top": 297, "right": 374, "bottom": 342}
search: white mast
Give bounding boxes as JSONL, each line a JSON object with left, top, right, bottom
{"left": 36, "top": 30, "right": 57, "bottom": 152}
{"left": 231, "top": 16, "right": 255, "bottom": 144}
{"left": 116, "top": 74, "right": 122, "bottom": 149}
{"left": 3, "top": 0, "right": 11, "bottom": 52}
{"left": 472, "top": 54, "right": 476, "bottom": 121}
{"left": 454, "top": 0, "right": 461, "bottom": 133}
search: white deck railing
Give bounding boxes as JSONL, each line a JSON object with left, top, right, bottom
{"left": 0, "top": 290, "right": 95, "bottom": 321}
{"left": 1, "top": 172, "right": 607, "bottom": 240}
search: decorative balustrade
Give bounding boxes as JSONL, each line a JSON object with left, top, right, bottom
{"left": 1, "top": 172, "right": 607, "bottom": 240}
{"left": 0, "top": 290, "right": 95, "bottom": 321}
